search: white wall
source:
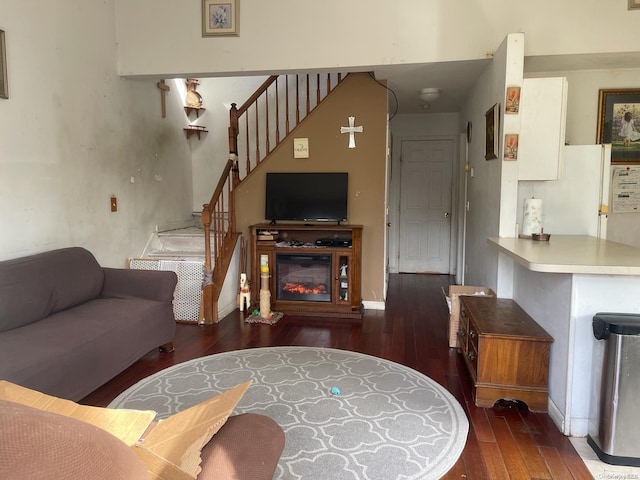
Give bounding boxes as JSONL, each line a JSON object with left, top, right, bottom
{"left": 527, "top": 68, "right": 640, "bottom": 248}
{"left": 513, "top": 267, "right": 572, "bottom": 429}
{"left": 0, "top": 1, "right": 193, "bottom": 265}
{"left": 115, "top": 1, "right": 640, "bottom": 77}
{"left": 518, "top": 146, "right": 605, "bottom": 238}
{"left": 458, "top": 34, "right": 525, "bottom": 291}
{"left": 513, "top": 266, "right": 640, "bottom": 436}
{"left": 186, "top": 76, "right": 268, "bottom": 211}
{"left": 390, "top": 113, "right": 461, "bottom": 138}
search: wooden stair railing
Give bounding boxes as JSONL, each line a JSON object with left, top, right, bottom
{"left": 200, "top": 157, "right": 238, "bottom": 324}
{"left": 229, "top": 73, "right": 345, "bottom": 181}
{"left": 200, "top": 72, "right": 346, "bottom": 324}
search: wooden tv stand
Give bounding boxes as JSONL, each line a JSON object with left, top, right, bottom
{"left": 249, "top": 224, "right": 363, "bottom": 320}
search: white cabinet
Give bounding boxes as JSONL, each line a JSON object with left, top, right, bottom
{"left": 518, "top": 77, "right": 568, "bottom": 181}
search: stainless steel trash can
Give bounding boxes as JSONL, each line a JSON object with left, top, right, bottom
{"left": 588, "top": 312, "right": 640, "bottom": 466}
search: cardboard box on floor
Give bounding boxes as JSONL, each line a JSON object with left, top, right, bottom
{"left": 0, "top": 379, "right": 251, "bottom": 480}
{"left": 443, "top": 285, "right": 495, "bottom": 348}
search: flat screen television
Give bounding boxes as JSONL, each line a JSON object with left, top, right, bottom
{"left": 265, "top": 172, "right": 348, "bottom": 223}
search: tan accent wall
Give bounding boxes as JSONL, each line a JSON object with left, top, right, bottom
{"left": 234, "top": 73, "right": 387, "bottom": 304}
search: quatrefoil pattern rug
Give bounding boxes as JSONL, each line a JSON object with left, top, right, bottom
{"left": 109, "top": 347, "right": 469, "bottom": 480}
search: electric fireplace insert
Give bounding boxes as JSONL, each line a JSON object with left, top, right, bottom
{"left": 276, "top": 253, "right": 331, "bottom": 302}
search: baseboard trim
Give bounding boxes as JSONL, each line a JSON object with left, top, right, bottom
{"left": 547, "top": 397, "right": 567, "bottom": 435}
{"left": 363, "top": 300, "right": 385, "bottom": 310}
{"left": 217, "top": 301, "right": 238, "bottom": 322}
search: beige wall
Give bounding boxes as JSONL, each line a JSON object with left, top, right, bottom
{"left": 234, "top": 74, "right": 388, "bottom": 304}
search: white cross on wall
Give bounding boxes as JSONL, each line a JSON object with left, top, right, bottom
{"left": 340, "top": 116, "right": 363, "bottom": 148}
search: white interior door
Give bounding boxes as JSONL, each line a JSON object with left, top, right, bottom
{"left": 399, "top": 139, "right": 453, "bottom": 273}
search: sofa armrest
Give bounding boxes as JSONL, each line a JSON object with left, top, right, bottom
{"left": 101, "top": 268, "right": 178, "bottom": 303}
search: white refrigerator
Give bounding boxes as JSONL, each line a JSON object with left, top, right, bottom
{"left": 517, "top": 144, "right": 611, "bottom": 239}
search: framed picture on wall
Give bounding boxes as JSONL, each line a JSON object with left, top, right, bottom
{"left": 629, "top": 0, "right": 640, "bottom": 10}
{"left": 202, "top": 0, "right": 239, "bottom": 37}
{"left": 0, "top": 30, "right": 7, "bottom": 99}
{"left": 597, "top": 88, "right": 640, "bottom": 164}
{"left": 485, "top": 103, "right": 499, "bottom": 160}
{"left": 504, "top": 134, "right": 519, "bottom": 160}
{"left": 505, "top": 86, "right": 521, "bottom": 114}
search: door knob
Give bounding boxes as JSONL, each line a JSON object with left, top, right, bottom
{"left": 444, "top": 212, "right": 450, "bottom": 218}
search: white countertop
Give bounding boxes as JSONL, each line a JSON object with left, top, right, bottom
{"left": 488, "top": 235, "right": 640, "bottom": 275}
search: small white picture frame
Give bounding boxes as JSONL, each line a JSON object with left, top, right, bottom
{"left": 293, "top": 138, "right": 309, "bottom": 158}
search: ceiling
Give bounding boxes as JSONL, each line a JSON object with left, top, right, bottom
{"left": 371, "top": 52, "right": 640, "bottom": 117}
{"left": 373, "top": 59, "right": 490, "bottom": 116}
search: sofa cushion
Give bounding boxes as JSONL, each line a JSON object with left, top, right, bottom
{"left": 0, "top": 399, "right": 150, "bottom": 480}
{"left": 0, "top": 297, "right": 176, "bottom": 400}
{"left": 0, "top": 247, "right": 104, "bottom": 333}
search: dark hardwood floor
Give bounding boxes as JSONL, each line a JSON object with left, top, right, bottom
{"left": 81, "top": 273, "right": 593, "bottom": 480}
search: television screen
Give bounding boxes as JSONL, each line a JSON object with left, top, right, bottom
{"left": 265, "top": 172, "right": 348, "bottom": 223}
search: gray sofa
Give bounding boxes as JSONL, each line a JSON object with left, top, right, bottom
{"left": 0, "top": 247, "right": 177, "bottom": 401}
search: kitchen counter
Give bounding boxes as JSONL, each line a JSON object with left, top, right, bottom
{"left": 487, "top": 234, "right": 640, "bottom": 437}
{"left": 488, "top": 235, "right": 640, "bottom": 275}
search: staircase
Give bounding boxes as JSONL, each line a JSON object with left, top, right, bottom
{"left": 199, "top": 72, "right": 349, "bottom": 323}
{"left": 130, "top": 222, "right": 210, "bottom": 324}
{"left": 145, "top": 226, "right": 209, "bottom": 260}
{"left": 138, "top": 72, "right": 350, "bottom": 324}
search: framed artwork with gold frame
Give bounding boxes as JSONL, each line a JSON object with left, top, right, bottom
{"left": 597, "top": 88, "right": 640, "bottom": 164}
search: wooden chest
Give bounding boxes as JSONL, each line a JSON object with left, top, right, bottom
{"left": 458, "top": 296, "right": 553, "bottom": 412}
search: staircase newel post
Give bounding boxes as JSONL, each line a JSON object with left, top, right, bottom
{"left": 202, "top": 205, "right": 212, "bottom": 271}
{"left": 201, "top": 205, "right": 214, "bottom": 324}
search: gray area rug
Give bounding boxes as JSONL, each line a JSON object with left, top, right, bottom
{"left": 109, "top": 347, "right": 469, "bottom": 480}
